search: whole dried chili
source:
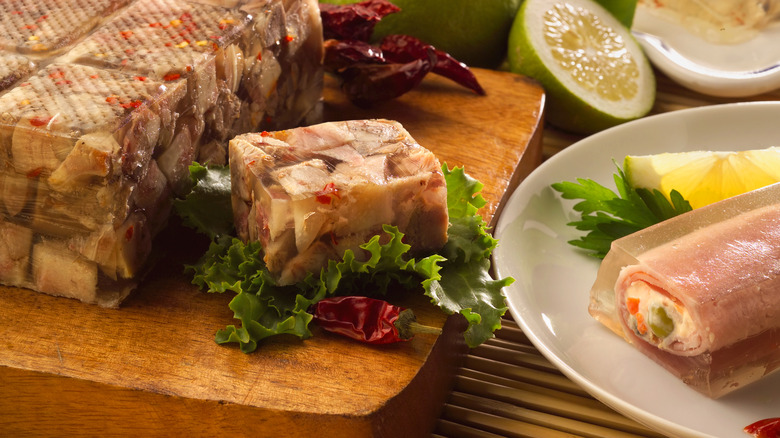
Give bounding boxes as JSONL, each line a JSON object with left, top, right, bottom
{"left": 380, "top": 34, "right": 485, "bottom": 95}
{"left": 338, "top": 58, "right": 432, "bottom": 108}
{"left": 311, "top": 296, "right": 441, "bottom": 344}
{"left": 320, "top": 0, "right": 485, "bottom": 107}
{"left": 319, "top": 0, "right": 399, "bottom": 42}
{"left": 745, "top": 418, "right": 780, "bottom": 438}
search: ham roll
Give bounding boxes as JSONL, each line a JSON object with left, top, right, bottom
{"left": 588, "top": 182, "right": 780, "bottom": 398}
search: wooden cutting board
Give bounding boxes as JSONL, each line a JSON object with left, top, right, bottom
{"left": 0, "top": 68, "right": 545, "bottom": 437}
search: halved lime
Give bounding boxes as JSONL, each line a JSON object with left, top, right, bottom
{"left": 507, "top": 0, "right": 655, "bottom": 134}
{"left": 625, "top": 147, "right": 780, "bottom": 209}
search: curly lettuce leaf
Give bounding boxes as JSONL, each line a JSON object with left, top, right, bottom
{"left": 427, "top": 165, "right": 511, "bottom": 347}
{"left": 189, "top": 225, "right": 443, "bottom": 352}
{"left": 173, "top": 163, "right": 233, "bottom": 239}
{"left": 181, "top": 162, "right": 512, "bottom": 351}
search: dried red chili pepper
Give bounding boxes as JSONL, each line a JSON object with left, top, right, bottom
{"left": 319, "top": 0, "right": 399, "bottom": 42}
{"left": 380, "top": 34, "right": 485, "bottom": 95}
{"left": 745, "top": 418, "right": 780, "bottom": 438}
{"left": 338, "top": 58, "right": 432, "bottom": 107}
{"left": 311, "top": 296, "right": 441, "bottom": 344}
{"left": 323, "top": 39, "right": 385, "bottom": 72}
{"left": 320, "top": 0, "right": 485, "bottom": 107}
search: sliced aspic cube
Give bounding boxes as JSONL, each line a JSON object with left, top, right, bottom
{"left": 230, "top": 119, "right": 449, "bottom": 285}
{"left": 588, "top": 182, "right": 780, "bottom": 398}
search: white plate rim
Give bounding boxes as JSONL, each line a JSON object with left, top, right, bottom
{"left": 632, "top": 6, "right": 780, "bottom": 97}
{"left": 493, "top": 101, "right": 780, "bottom": 438}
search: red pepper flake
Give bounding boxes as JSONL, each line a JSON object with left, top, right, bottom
{"left": 256, "top": 52, "right": 262, "bottom": 61}
{"left": 48, "top": 71, "right": 65, "bottom": 79}
{"left": 329, "top": 231, "right": 339, "bottom": 246}
{"left": 284, "top": 35, "right": 294, "bottom": 42}
{"left": 106, "top": 95, "right": 119, "bottom": 104}
{"left": 125, "top": 225, "right": 134, "bottom": 241}
{"left": 163, "top": 72, "right": 181, "bottom": 81}
{"left": 21, "top": 24, "right": 38, "bottom": 30}
{"left": 745, "top": 418, "right": 780, "bottom": 438}
{"left": 36, "top": 15, "right": 48, "bottom": 22}
{"left": 19, "top": 82, "right": 30, "bottom": 87}
{"left": 120, "top": 30, "right": 134, "bottom": 39}
{"left": 180, "top": 12, "right": 193, "bottom": 22}
{"left": 29, "top": 116, "right": 51, "bottom": 127}
{"left": 149, "top": 21, "right": 163, "bottom": 27}
{"left": 125, "top": 48, "right": 135, "bottom": 55}
{"left": 185, "top": 65, "right": 192, "bottom": 72}
{"left": 90, "top": 74, "right": 99, "bottom": 79}
{"left": 259, "top": 131, "right": 270, "bottom": 137}
{"left": 311, "top": 296, "right": 441, "bottom": 344}
{"left": 120, "top": 100, "right": 142, "bottom": 109}
{"left": 54, "top": 80, "right": 72, "bottom": 86}
{"left": 134, "top": 76, "right": 147, "bottom": 81}
{"left": 26, "top": 168, "right": 43, "bottom": 179}
{"left": 11, "top": 10, "right": 22, "bottom": 15}
{"left": 314, "top": 182, "right": 340, "bottom": 204}
{"left": 165, "top": 42, "right": 173, "bottom": 47}
{"left": 218, "top": 18, "right": 235, "bottom": 30}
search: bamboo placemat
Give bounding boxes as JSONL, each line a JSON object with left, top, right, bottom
{"left": 432, "top": 71, "right": 780, "bottom": 438}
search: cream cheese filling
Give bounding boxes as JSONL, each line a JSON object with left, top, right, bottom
{"left": 624, "top": 280, "right": 698, "bottom": 352}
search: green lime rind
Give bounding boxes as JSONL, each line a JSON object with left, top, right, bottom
{"left": 594, "top": 0, "right": 638, "bottom": 28}
{"left": 507, "top": 0, "right": 655, "bottom": 134}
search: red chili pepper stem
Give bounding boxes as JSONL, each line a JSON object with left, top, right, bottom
{"left": 394, "top": 308, "right": 442, "bottom": 340}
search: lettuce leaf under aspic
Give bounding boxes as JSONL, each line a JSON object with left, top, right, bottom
{"left": 176, "top": 163, "right": 512, "bottom": 352}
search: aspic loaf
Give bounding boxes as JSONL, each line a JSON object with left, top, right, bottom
{"left": 0, "top": 0, "right": 323, "bottom": 306}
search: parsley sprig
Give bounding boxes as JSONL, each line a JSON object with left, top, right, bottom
{"left": 551, "top": 162, "right": 692, "bottom": 259}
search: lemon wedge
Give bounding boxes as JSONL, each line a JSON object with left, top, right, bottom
{"left": 625, "top": 148, "right": 780, "bottom": 209}
{"left": 507, "top": 0, "right": 655, "bottom": 134}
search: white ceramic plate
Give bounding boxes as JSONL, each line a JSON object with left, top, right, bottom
{"left": 632, "top": 7, "right": 780, "bottom": 97}
{"left": 493, "top": 102, "right": 780, "bottom": 438}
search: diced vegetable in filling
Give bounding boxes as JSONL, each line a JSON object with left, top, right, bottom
{"left": 624, "top": 280, "right": 699, "bottom": 352}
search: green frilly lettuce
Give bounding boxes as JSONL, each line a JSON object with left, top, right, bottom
{"left": 176, "top": 163, "right": 513, "bottom": 352}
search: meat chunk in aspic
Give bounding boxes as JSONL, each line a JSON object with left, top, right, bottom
{"left": 230, "top": 119, "right": 450, "bottom": 285}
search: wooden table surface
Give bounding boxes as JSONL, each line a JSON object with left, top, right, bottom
{"left": 431, "top": 71, "right": 780, "bottom": 438}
